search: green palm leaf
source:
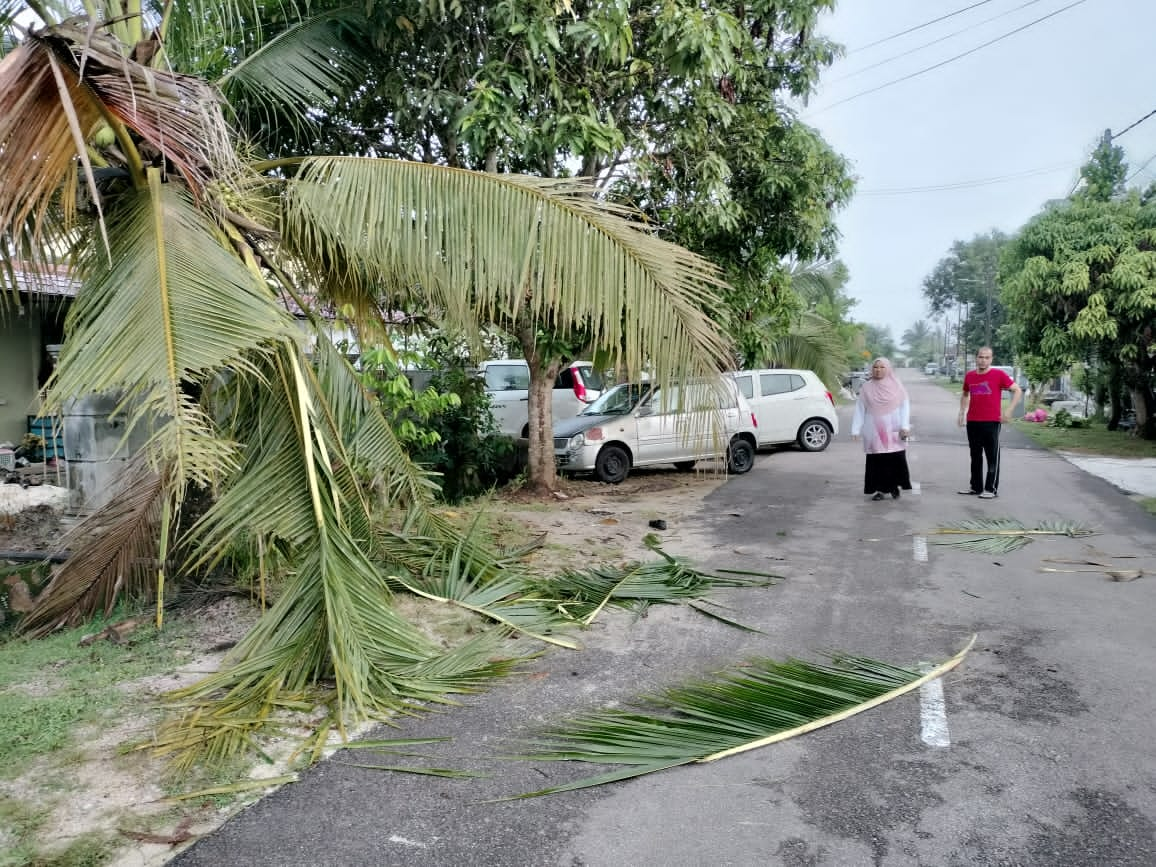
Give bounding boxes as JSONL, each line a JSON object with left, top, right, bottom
{"left": 509, "top": 637, "right": 976, "bottom": 798}
{"left": 541, "top": 552, "right": 778, "bottom": 625}
{"left": 218, "top": 9, "right": 371, "bottom": 131}
{"left": 280, "top": 158, "right": 734, "bottom": 387}
{"left": 47, "top": 171, "right": 296, "bottom": 490}
{"left": 930, "top": 518, "right": 1096, "bottom": 553}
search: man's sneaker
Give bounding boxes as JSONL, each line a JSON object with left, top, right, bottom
{"left": 958, "top": 488, "right": 979, "bottom": 495}
{"left": 978, "top": 491, "right": 997, "bottom": 499}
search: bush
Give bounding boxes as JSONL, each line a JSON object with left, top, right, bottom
{"left": 1047, "top": 408, "right": 1087, "bottom": 429}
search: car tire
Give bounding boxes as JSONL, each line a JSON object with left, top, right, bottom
{"left": 727, "top": 438, "right": 755, "bottom": 474}
{"left": 673, "top": 461, "right": 697, "bottom": 472}
{"left": 797, "top": 419, "right": 832, "bottom": 452}
{"left": 594, "top": 445, "right": 631, "bottom": 484}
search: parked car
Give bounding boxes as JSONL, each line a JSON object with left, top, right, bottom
{"left": 924, "top": 363, "right": 937, "bottom": 376}
{"left": 480, "top": 359, "right": 603, "bottom": 438}
{"left": 730, "top": 369, "right": 838, "bottom": 452}
{"left": 553, "top": 378, "right": 758, "bottom": 483}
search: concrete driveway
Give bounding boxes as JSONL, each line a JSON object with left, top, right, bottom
{"left": 171, "top": 369, "right": 1156, "bottom": 867}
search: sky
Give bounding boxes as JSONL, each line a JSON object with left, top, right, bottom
{"left": 804, "top": 0, "right": 1156, "bottom": 343}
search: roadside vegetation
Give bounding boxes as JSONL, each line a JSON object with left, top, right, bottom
{"left": 1012, "top": 420, "right": 1156, "bottom": 459}
{"left": 903, "top": 134, "right": 1154, "bottom": 444}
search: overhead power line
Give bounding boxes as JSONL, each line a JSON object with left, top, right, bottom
{"left": 1111, "top": 108, "right": 1156, "bottom": 141}
{"left": 859, "top": 162, "right": 1077, "bottom": 196}
{"left": 849, "top": 0, "right": 999, "bottom": 54}
{"left": 830, "top": 0, "right": 1047, "bottom": 85}
{"left": 810, "top": 0, "right": 1091, "bottom": 115}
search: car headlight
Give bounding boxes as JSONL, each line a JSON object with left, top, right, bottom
{"left": 568, "top": 433, "right": 585, "bottom": 450}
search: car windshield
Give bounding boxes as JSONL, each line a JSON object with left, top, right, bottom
{"left": 580, "top": 382, "right": 649, "bottom": 415}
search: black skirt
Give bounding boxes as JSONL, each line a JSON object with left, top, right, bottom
{"left": 863, "top": 451, "right": 912, "bottom": 495}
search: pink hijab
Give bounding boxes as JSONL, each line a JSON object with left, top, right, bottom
{"left": 859, "top": 358, "right": 908, "bottom": 415}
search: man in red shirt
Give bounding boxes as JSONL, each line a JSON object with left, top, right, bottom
{"left": 958, "top": 347, "right": 1022, "bottom": 499}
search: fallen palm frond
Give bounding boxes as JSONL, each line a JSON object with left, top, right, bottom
{"left": 539, "top": 534, "right": 779, "bottom": 625}
{"left": 19, "top": 456, "right": 166, "bottom": 637}
{"left": 929, "top": 518, "right": 1095, "bottom": 553}
{"left": 328, "top": 761, "right": 484, "bottom": 779}
{"left": 507, "top": 636, "right": 975, "bottom": 798}
{"left": 390, "top": 530, "right": 778, "bottom": 646}
{"left": 1040, "top": 566, "right": 1144, "bottom": 582}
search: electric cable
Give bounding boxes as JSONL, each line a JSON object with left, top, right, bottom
{"left": 848, "top": 0, "right": 1000, "bottom": 54}
{"left": 858, "top": 162, "right": 1078, "bottom": 196}
{"left": 1111, "top": 108, "right": 1156, "bottom": 141}
{"left": 810, "top": 0, "right": 1091, "bottom": 115}
{"left": 830, "top": 0, "right": 1047, "bottom": 84}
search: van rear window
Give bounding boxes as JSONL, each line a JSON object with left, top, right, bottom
{"left": 485, "top": 365, "right": 530, "bottom": 390}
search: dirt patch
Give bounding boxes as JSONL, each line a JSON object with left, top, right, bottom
{"left": 490, "top": 468, "right": 728, "bottom": 572}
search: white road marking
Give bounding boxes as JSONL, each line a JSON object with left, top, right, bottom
{"left": 918, "top": 667, "right": 951, "bottom": 748}
{"left": 913, "top": 535, "right": 928, "bottom": 562}
{"left": 389, "top": 836, "right": 429, "bottom": 848}
{"left": 911, "top": 481, "right": 921, "bottom": 496}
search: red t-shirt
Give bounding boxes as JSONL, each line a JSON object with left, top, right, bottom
{"left": 964, "top": 369, "right": 1013, "bottom": 421}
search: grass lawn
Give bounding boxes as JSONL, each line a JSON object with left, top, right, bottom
{"left": 1012, "top": 420, "right": 1156, "bottom": 458}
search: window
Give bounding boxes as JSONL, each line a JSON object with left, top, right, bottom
{"left": 735, "top": 376, "right": 755, "bottom": 400}
{"left": 576, "top": 366, "right": 604, "bottom": 390}
{"left": 484, "top": 364, "right": 530, "bottom": 390}
{"left": 759, "top": 373, "right": 803, "bottom": 396}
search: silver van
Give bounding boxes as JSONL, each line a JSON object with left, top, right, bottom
{"left": 553, "top": 378, "right": 758, "bottom": 483}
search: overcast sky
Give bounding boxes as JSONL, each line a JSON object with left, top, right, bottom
{"left": 804, "top": 0, "right": 1156, "bottom": 344}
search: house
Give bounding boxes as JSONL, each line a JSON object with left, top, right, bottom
{"left": 1, "top": 266, "right": 145, "bottom": 509}
{"left": 0, "top": 266, "right": 71, "bottom": 451}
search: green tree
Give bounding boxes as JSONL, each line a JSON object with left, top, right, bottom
{"left": 861, "top": 323, "right": 898, "bottom": 362}
{"left": 901, "top": 319, "right": 938, "bottom": 365}
{"left": 921, "top": 231, "right": 1011, "bottom": 359}
{"left": 296, "top": 0, "right": 853, "bottom": 486}
{"left": 0, "top": 0, "right": 733, "bottom": 755}
{"left": 1002, "top": 172, "right": 1156, "bottom": 436}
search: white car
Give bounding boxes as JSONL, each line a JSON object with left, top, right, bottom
{"left": 553, "top": 378, "right": 758, "bottom": 483}
{"left": 480, "top": 359, "right": 602, "bottom": 438}
{"left": 730, "top": 369, "right": 838, "bottom": 452}
{"left": 924, "top": 363, "right": 938, "bottom": 376}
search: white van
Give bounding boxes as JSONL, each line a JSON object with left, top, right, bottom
{"left": 730, "top": 369, "right": 838, "bottom": 451}
{"left": 480, "top": 359, "right": 603, "bottom": 438}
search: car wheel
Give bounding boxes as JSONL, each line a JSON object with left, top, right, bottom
{"left": 797, "top": 419, "right": 832, "bottom": 452}
{"left": 594, "top": 444, "right": 631, "bottom": 483}
{"left": 673, "top": 461, "right": 697, "bottom": 472}
{"left": 727, "top": 438, "right": 755, "bottom": 474}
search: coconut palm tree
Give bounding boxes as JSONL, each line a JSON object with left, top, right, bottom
{"left": 753, "top": 260, "right": 853, "bottom": 391}
{"left": 0, "top": 1, "right": 733, "bottom": 762}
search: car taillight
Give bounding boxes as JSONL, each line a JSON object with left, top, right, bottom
{"left": 573, "top": 373, "right": 588, "bottom": 402}
{"left": 751, "top": 412, "right": 757, "bottom": 428}
{"left": 825, "top": 390, "right": 834, "bottom": 406}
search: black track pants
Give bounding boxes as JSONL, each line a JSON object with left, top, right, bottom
{"left": 966, "top": 421, "right": 1002, "bottom": 494}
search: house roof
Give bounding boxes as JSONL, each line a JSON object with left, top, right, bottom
{"left": 4, "top": 264, "right": 79, "bottom": 298}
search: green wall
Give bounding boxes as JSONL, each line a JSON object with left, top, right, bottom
{"left": 0, "top": 313, "right": 43, "bottom": 446}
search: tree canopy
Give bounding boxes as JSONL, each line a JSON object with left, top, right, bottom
{"left": 921, "top": 230, "right": 1011, "bottom": 360}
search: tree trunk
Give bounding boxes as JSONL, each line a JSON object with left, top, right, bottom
{"left": 517, "top": 325, "right": 561, "bottom": 494}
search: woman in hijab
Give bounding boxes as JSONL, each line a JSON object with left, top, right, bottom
{"left": 851, "top": 358, "right": 912, "bottom": 500}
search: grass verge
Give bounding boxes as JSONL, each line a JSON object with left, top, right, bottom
{"left": 1012, "top": 420, "right": 1156, "bottom": 458}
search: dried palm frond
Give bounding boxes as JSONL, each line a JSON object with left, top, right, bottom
{"left": 19, "top": 456, "right": 165, "bottom": 637}
{"left": 929, "top": 518, "right": 1095, "bottom": 553}
{"left": 509, "top": 637, "right": 976, "bottom": 798}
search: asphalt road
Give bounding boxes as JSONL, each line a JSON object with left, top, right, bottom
{"left": 172, "top": 370, "right": 1156, "bottom": 867}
